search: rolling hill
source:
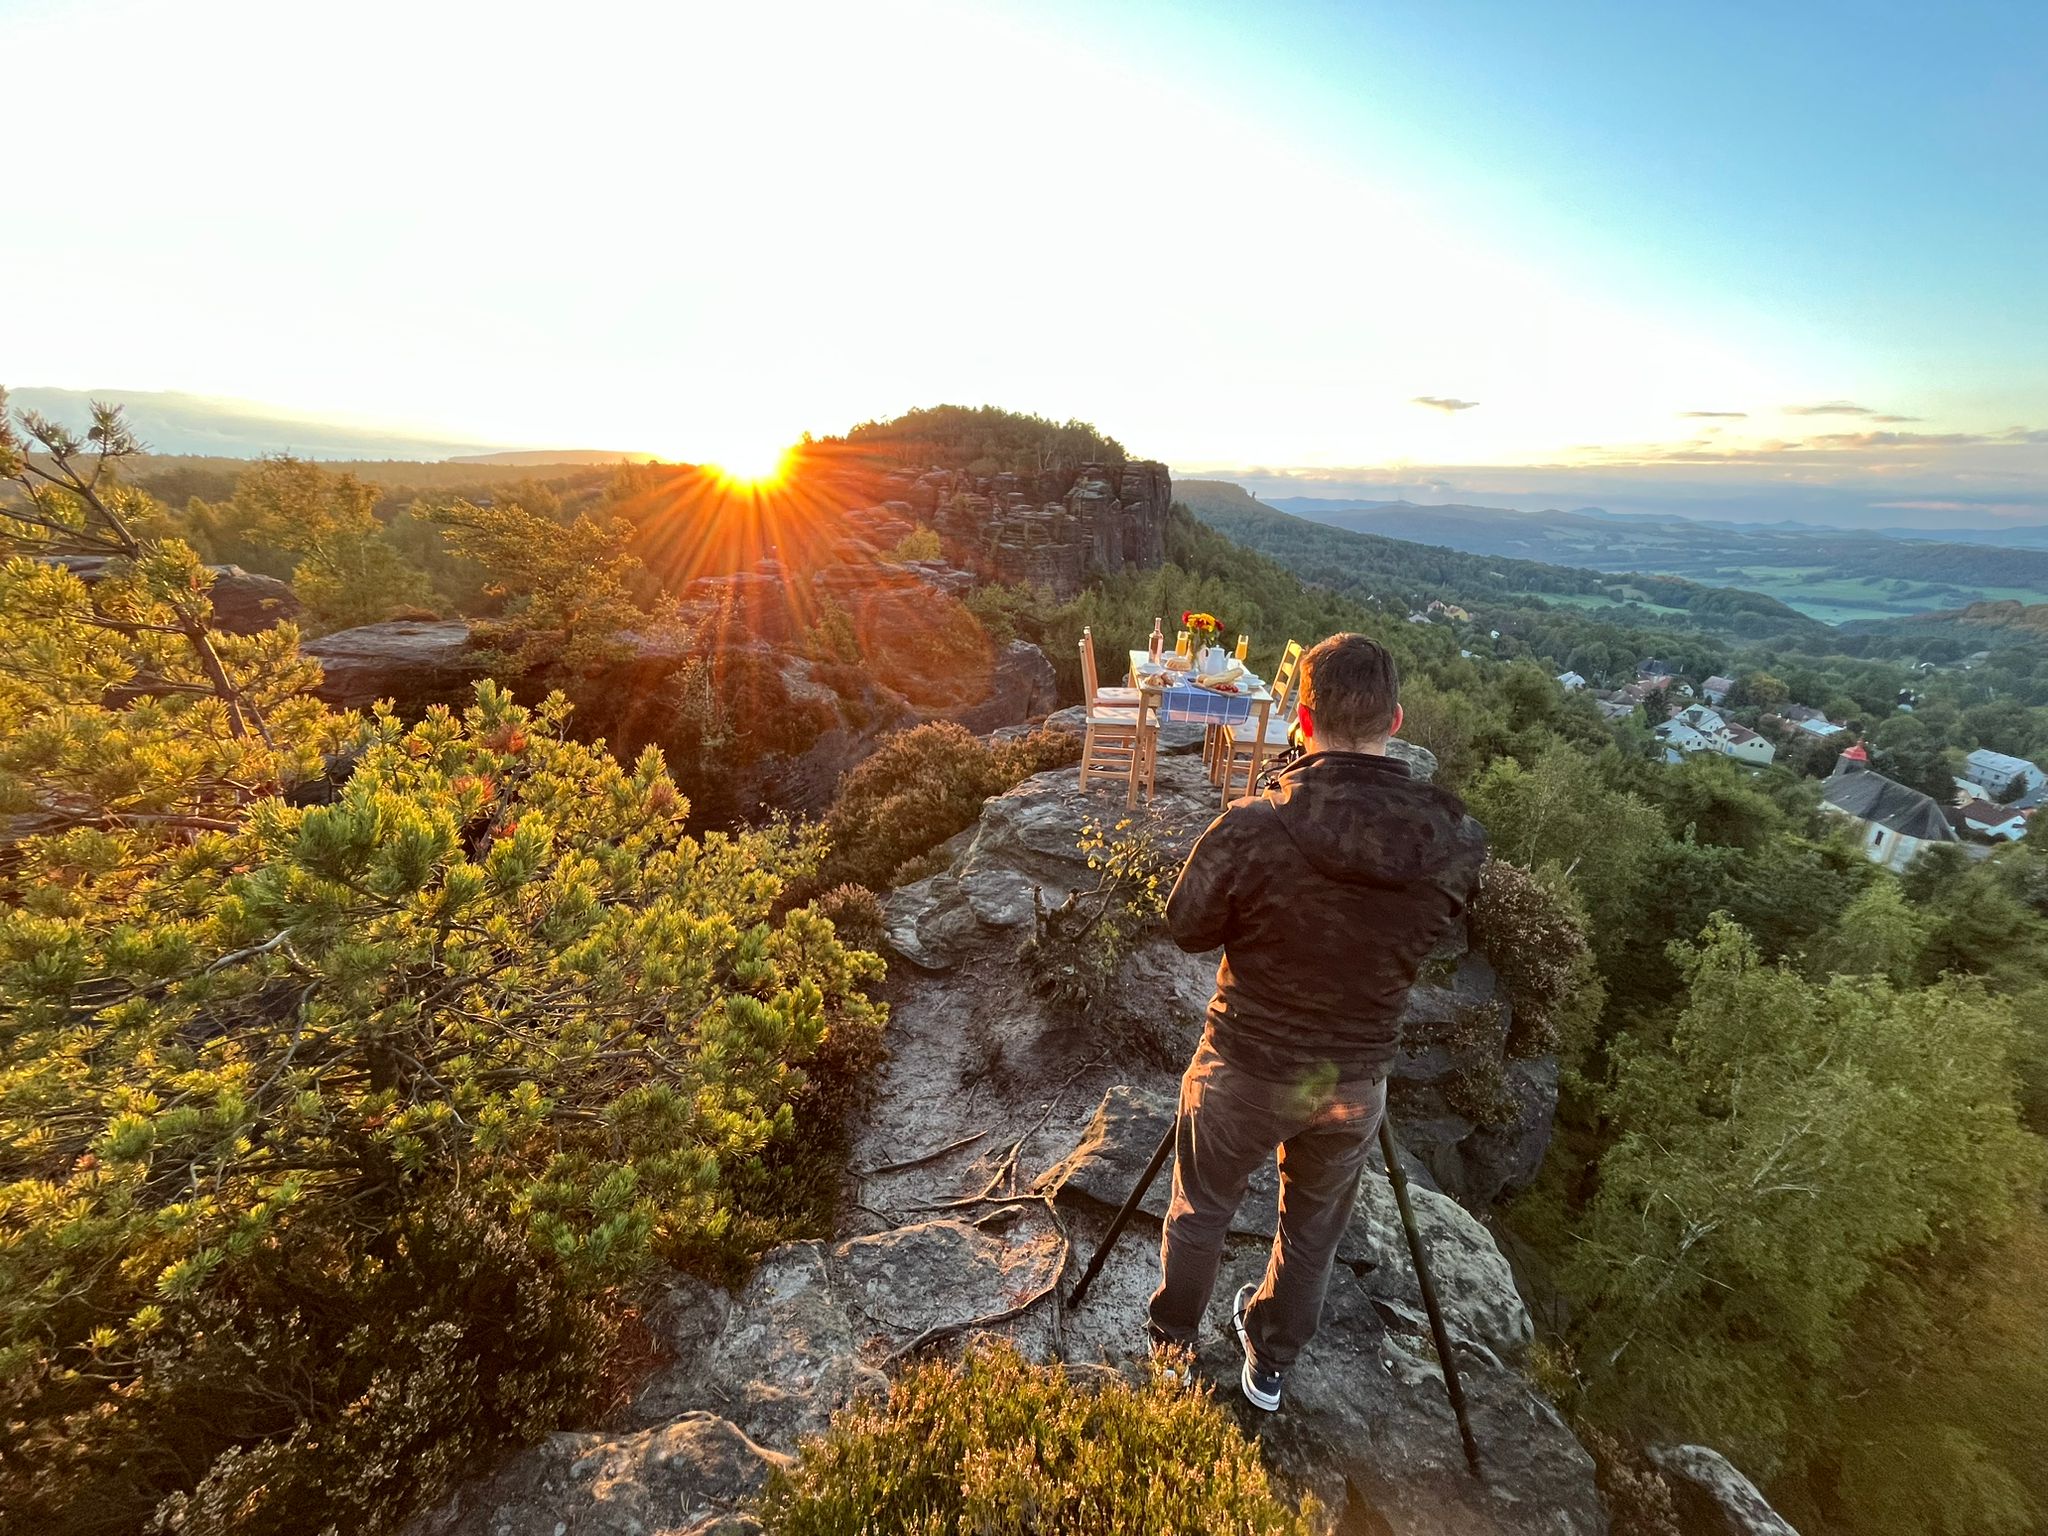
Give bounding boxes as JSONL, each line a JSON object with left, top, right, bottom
{"left": 1248, "top": 491, "right": 2048, "bottom": 623}
{"left": 1175, "top": 480, "right": 1826, "bottom": 644}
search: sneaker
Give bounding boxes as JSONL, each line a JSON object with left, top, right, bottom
{"left": 1231, "top": 1283, "right": 1284, "bottom": 1411}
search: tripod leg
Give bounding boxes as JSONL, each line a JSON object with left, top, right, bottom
{"left": 1067, "top": 1115, "right": 1177, "bottom": 1309}
{"left": 1378, "top": 1117, "right": 1483, "bottom": 1478}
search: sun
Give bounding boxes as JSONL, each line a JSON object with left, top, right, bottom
{"left": 702, "top": 433, "right": 795, "bottom": 489}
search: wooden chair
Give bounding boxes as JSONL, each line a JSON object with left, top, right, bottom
{"left": 1215, "top": 640, "right": 1304, "bottom": 799}
{"left": 1077, "top": 632, "right": 1142, "bottom": 792}
{"left": 1081, "top": 626, "right": 1142, "bottom": 707}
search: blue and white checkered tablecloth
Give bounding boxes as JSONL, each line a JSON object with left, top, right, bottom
{"left": 1151, "top": 679, "right": 1262, "bottom": 726}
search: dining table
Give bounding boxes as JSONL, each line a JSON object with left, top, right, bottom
{"left": 1124, "top": 649, "right": 1278, "bottom": 808}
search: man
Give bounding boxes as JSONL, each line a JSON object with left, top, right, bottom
{"left": 1148, "top": 632, "right": 1486, "bottom": 1410}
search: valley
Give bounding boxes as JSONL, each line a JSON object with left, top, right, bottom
{"left": 1247, "top": 490, "right": 2048, "bottom": 623}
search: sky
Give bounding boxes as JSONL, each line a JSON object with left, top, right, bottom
{"left": 4, "top": 0, "right": 2046, "bottom": 525}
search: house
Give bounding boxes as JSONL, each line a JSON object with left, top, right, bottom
{"left": 1655, "top": 720, "right": 1712, "bottom": 762}
{"left": 1957, "top": 798, "right": 2029, "bottom": 842}
{"left": 1821, "top": 756, "right": 1960, "bottom": 873}
{"left": 1702, "top": 675, "right": 1736, "bottom": 705}
{"left": 1427, "top": 600, "right": 1472, "bottom": 622}
{"left": 1556, "top": 670, "right": 1587, "bottom": 691}
{"left": 1655, "top": 705, "right": 1777, "bottom": 767}
{"left": 1798, "top": 718, "right": 1847, "bottom": 739}
{"left": 1406, "top": 611, "right": 1431, "bottom": 625}
{"left": 1638, "top": 658, "right": 1676, "bottom": 679}
{"left": 1963, "top": 749, "right": 2046, "bottom": 799}
{"left": 1719, "top": 723, "right": 1775, "bottom": 766}
{"left": 1593, "top": 694, "right": 1637, "bottom": 721}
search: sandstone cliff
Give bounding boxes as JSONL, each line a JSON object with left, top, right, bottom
{"left": 864, "top": 457, "right": 1172, "bottom": 597}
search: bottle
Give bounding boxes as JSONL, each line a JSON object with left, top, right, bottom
{"left": 1235, "top": 633, "right": 1249, "bottom": 662}
{"left": 1176, "top": 629, "right": 1190, "bottom": 658}
{"left": 1149, "top": 617, "right": 1164, "bottom": 663}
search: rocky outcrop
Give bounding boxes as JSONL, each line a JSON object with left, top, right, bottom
{"left": 409, "top": 1414, "right": 786, "bottom": 1536}
{"left": 415, "top": 751, "right": 1614, "bottom": 1534}
{"left": 303, "top": 620, "right": 489, "bottom": 712}
{"left": 879, "top": 747, "right": 1551, "bottom": 1209}
{"left": 44, "top": 553, "right": 301, "bottom": 635}
{"left": 1647, "top": 1446, "right": 1801, "bottom": 1536}
{"left": 868, "top": 459, "right": 1171, "bottom": 598}
{"left": 302, "top": 609, "right": 1060, "bottom": 823}
{"left": 942, "top": 638, "right": 1058, "bottom": 735}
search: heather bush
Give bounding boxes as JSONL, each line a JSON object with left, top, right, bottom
{"left": 814, "top": 721, "right": 1078, "bottom": 891}
{"left": 759, "top": 1340, "right": 1319, "bottom": 1536}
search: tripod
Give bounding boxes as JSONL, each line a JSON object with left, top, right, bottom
{"left": 1067, "top": 1106, "right": 1482, "bottom": 1478}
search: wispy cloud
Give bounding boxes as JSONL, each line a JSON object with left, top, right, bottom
{"left": 1781, "top": 400, "right": 1925, "bottom": 419}
{"left": 1680, "top": 410, "right": 1747, "bottom": 419}
{"left": 1412, "top": 395, "right": 1480, "bottom": 413}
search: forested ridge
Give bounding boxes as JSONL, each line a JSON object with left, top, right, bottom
{"left": 3, "top": 396, "right": 2046, "bottom": 1535}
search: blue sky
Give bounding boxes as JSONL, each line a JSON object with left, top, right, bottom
{"left": 3, "top": 0, "right": 2044, "bottom": 524}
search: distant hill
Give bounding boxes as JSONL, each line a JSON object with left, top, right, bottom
{"left": 1845, "top": 599, "right": 2048, "bottom": 654}
{"left": 447, "top": 450, "right": 658, "bottom": 466}
{"left": 1175, "top": 480, "right": 1823, "bottom": 643}
{"left": 6, "top": 387, "right": 520, "bottom": 460}
{"left": 1242, "top": 489, "right": 2048, "bottom": 624}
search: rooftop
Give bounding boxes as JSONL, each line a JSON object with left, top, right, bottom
{"left": 1823, "top": 764, "right": 1959, "bottom": 842}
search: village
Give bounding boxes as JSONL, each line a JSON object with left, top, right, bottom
{"left": 1544, "top": 657, "right": 2042, "bottom": 868}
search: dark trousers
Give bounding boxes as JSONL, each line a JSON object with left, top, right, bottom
{"left": 1147, "top": 1037, "right": 1386, "bottom": 1372}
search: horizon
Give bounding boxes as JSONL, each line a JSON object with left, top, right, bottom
{"left": 5, "top": 0, "right": 2045, "bottom": 528}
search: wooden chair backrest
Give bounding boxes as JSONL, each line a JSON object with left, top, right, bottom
{"left": 1271, "top": 640, "right": 1305, "bottom": 710}
{"left": 1078, "top": 628, "right": 1103, "bottom": 703}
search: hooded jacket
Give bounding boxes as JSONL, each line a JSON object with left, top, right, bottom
{"left": 1166, "top": 750, "right": 1487, "bottom": 1086}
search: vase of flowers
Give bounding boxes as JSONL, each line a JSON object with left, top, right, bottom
{"left": 1183, "top": 610, "right": 1227, "bottom": 674}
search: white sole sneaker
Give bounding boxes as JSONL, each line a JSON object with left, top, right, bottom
{"left": 1231, "top": 1283, "right": 1284, "bottom": 1411}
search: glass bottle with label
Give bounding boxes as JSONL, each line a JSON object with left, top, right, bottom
{"left": 1149, "top": 617, "right": 1165, "bottom": 663}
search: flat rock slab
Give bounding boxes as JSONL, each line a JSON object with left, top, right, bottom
{"left": 406, "top": 1413, "right": 784, "bottom": 1536}
{"left": 628, "top": 1218, "right": 1063, "bottom": 1451}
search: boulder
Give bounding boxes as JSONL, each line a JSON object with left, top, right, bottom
{"left": 46, "top": 554, "right": 301, "bottom": 635}
{"left": 1646, "top": 1445, "right": 1801, "bottom": 1536}
{"left": 404, "top": 1414, "right": 787, "bottom": 1536}
{"left": 304, "top": 619, "right": 490, "bottom": 711}
{"left": 943, "top": 639, "right": 1057, "bottom": 735}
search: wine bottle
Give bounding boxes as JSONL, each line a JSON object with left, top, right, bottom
{"left": 1149, "top": 617, "right": 1165, "bottom": 663}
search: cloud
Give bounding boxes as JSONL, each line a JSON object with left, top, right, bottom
{"left": 1871, "top": 414, "right": 1923, "bottom": 423}
{"left": 1680, "top": 410, "right": 1748, "bottom": 419}
{"left": 1412, "top": 395, "right": 1480, "bottom": 413}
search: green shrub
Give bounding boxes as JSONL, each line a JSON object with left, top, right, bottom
{"left": 887, "top": 524, "right": 943, "bottom": 563}
{"left": 0, "top": 683, "right": 886, "bottom": 1532}
{"left": 1021, "top": 814, "right": 1173, "bottom": 1026}
{"left": 1467, "top": 859, "right": 1604, "bottom": 1063}
{"left": 759, "top": 1339, "right": 1319, "bottom": 1536}
{"left": 815, "top": 722, "right": 1078, "bottom": 891}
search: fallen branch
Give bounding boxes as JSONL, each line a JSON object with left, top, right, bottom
{"left": 852, "top": 1128, "right": 990, "bottom": 1178}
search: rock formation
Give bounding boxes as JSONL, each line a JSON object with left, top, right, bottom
{"left": 1646, "top": 1446, "right": 1802, "bottom": 1536}
{"left": 44, "top": 553, "right": 301, "bottom": 635}
{"left": 413, "top": 751, "right": 1806, "bottom": 1535}
{"left": 865, "top": 458, "right": 1172, "bottom": 598}
{"left": 303, "top": 573, "right": 1058, "bottom": 823}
